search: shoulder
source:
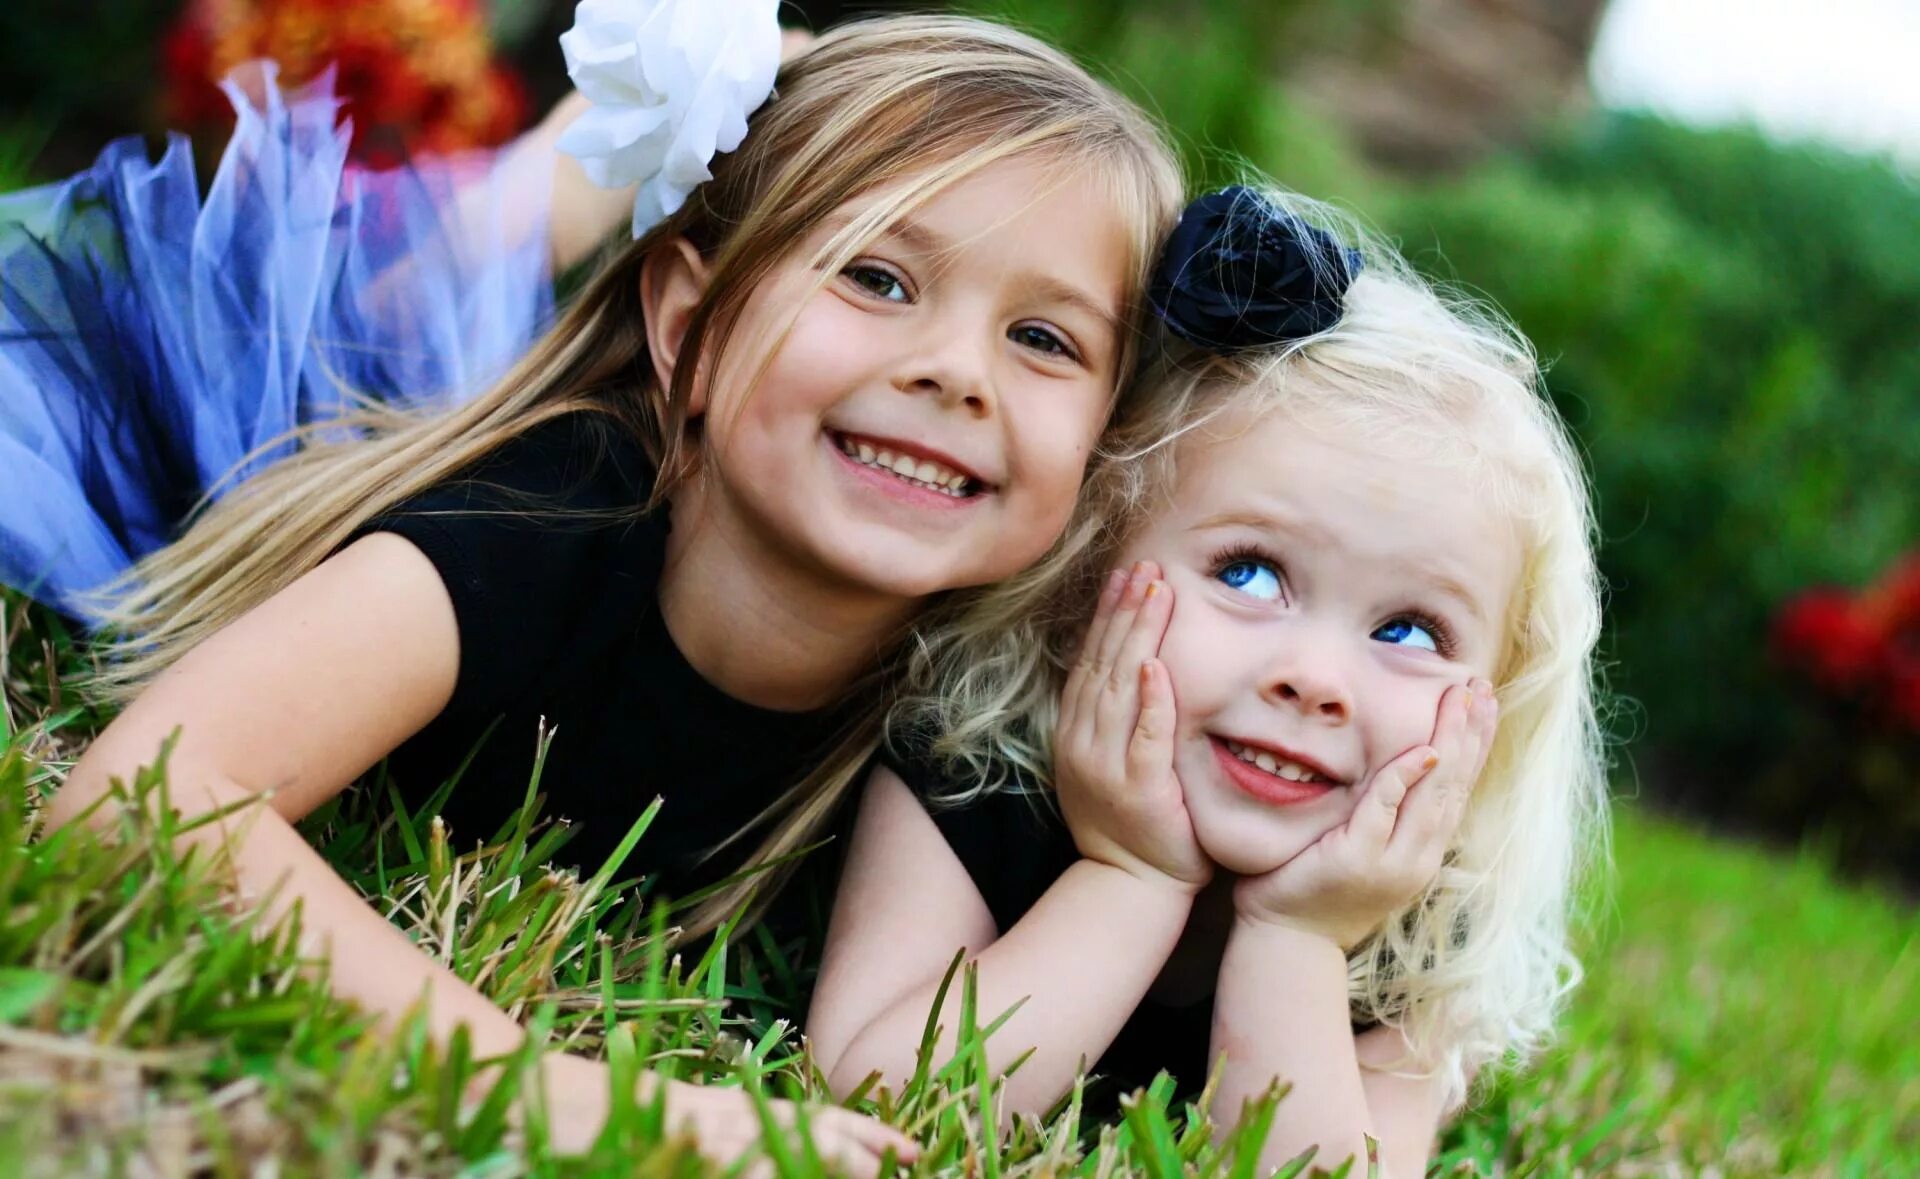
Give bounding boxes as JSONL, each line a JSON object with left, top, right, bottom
{"left": 354, "top": 411, "right": 663, "bottom": 720}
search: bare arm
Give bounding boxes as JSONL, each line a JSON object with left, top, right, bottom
{"left": 1211, "top": 924, "right": 1453, "bottom": 1176}
{"left": 47, "top": 534, "right": 916, "bottom": 1169}
{"left": 49, "top": 534, "right": 532, "bottom": 1058}
{"left": 807, "top": 766, "right": 1194, "bottom": 1116}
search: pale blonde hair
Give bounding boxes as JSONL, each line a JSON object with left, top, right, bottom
{"left": 86, "top": 15, "right": 1185, "bottom": 934}
{"left": 891, "top": 188, "right": 1608, "bottom": 1105}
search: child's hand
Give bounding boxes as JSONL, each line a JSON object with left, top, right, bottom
{"left": 1053, "top": 561, "right": 1211, "bottom": 894}
{"left": 537, "top": 1054, "right": 916, "bottom": 1177}
{"left": 1233, "top": 680, "right": 1496, "bottom": 950}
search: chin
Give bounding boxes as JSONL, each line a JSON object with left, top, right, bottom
{"left": 1188, "top": 794, "right": 1333, "bottom": 877}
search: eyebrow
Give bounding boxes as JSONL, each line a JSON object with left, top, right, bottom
{"left": 1191, "top": 509, "right": 1489, "bottom": 624}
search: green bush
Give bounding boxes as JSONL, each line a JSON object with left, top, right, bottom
{"left": 1385, "top": 117, "right": 1920, "bottom": 862}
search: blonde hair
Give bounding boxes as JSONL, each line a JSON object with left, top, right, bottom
{"left": 892, "top": 188, "right": 1608, "bottom": 1104}
{"left": 86, "top": 15, "right": 1184, "bottom": 934}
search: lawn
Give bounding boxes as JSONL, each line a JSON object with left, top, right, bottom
{"left": 2, "top": 595, "right": 1914, "bottom": 1176}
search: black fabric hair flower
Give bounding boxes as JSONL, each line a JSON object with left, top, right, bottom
{"left": 1148, "top": 186, "right": 1363, "bottom": 354}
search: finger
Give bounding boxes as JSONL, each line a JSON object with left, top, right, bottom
{"left": 1063, "top": 569, "right": 1129, "bottom": 733}
{"left": 1110, "top": 574, "right": 1173, "bottom": 690}
{"left": 1095, "top": 577, "right": 1173, "bottom": 742}
{"left": 1428, "top": 682, "right": 1473, "bottom": 770}
{"left": 1467, "top": 680, "right": 1500, "bottom": 779}
{"left": 1347, "top": 745, "right": 1433, "bottom": 852}
{"left": 1092, "top": 562, "right": 1153, "bottom": 673}
{"left": 1394, "top": 686, "right": 1472, "bottom": 845}
{"left": 824, "top": 1108, "right": 918, "bottom": 1161}
{"left": 1072, "top": 568, "right": 1129, "bottom": 669}
{"left": 1125, "top": 658, "right": 1177, "bottom": 778}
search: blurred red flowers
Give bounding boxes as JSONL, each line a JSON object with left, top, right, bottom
{"left": 1774, "top": 554, "right": 1920, "bottom": 732}
{"left": 163, "top": 0, "right": 529, "bottom": 166}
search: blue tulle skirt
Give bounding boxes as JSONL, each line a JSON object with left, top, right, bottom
{"left": 0, "top": 64, "right": 554, "bottom": 621}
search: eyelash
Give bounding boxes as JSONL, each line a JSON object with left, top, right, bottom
{"left": 1205, "top": 542, "right": 1461, "bottom": 658}
{"left": 1386, "top": 607, "right": 1460, "bottom": 659}
{"left": 840, "top": 261, "right": 1083, "bottom": 364}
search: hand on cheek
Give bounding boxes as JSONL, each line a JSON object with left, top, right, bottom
{"left": 1231, "top": 679, "right": 1498, "bottom": 950}
{"left": 1053, "top": 561, "right": 1213, "bottom": 894}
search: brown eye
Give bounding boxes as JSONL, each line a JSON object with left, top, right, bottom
{"left": 1011, "top": 324, "right": 1074, "bottom": 359}
{"left": 844, "top": 264, "right": 910, "bottom": 303}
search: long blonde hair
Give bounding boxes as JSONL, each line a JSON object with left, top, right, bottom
{"left": 88, "top": 15, "right": 1184, "bottom": 933}
{"left": 892, "top": 188, "right": 1608, "bottom": 1104}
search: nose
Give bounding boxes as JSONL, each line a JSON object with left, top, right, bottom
{"left": 891, "top": 316, "right": 996, "bottom": 418}
{"left": 1261, "top": 631, "right": 1354, "bottom": 724}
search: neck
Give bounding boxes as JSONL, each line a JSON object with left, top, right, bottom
{"left": 657, "top": 477, "right": 921, "bottom": 713}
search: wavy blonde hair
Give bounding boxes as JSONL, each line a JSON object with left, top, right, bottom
{"left": 890, "top": 187, "right": 1608, "bottom": 1105}
{"left": 85, "top": 15, "right": 1184, "bottom": 934}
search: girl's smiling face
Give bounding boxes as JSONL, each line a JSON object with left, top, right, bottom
{"left": 693, "top": 152, "right": 1132, "bottom": 601}
{"left": 1121, "top": 410, "right": 1522, "bottom": 876}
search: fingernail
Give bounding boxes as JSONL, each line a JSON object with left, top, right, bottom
{"left": 1145, "top": 580, "right": 1161, "bottom": 599}
{"left": 1423, "top": 752, "right": 1440, "bottom": 771}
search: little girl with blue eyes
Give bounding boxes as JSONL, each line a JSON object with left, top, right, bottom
{"left": 808, "top": 187, "right": 1608, "bottom": 1176}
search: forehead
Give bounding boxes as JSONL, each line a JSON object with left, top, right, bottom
{"left": 845, "top": 153, "right": 1134, "bottom": 301}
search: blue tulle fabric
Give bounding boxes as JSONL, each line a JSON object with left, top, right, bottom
{"left": 0, "top": 64, "right": 554, "bottom": 622}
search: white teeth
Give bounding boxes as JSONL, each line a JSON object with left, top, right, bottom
{"left": 835, "top": 434, "right": 976, "bottom": 497}
{"left": 1224, "top": 739, "right": 1326, "bottom": 784}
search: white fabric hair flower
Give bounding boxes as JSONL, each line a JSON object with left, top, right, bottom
{"left": 557, "top": 0, "right": 783, "bottom": 239}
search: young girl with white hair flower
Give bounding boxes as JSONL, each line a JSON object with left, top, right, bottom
{"left": 6, "top": 2, "right": 1185, "bottom": 1167}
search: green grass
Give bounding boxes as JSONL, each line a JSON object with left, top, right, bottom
{"left": 2, "top": 592, "right": 1916, "bottom": 1176}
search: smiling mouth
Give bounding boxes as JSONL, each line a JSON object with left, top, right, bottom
{"left": 830, "top": 431, "right": 986, "bottom": 498}
{"left": 1220, "top": 738, "right": 1338, "bottom": 785}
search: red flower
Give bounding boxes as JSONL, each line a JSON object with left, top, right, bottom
{"left": 1773, "top": 589, "right": 1887, "bottom": 694}
{"left": 159, "top": 0, "right": 529, "bottom": 164}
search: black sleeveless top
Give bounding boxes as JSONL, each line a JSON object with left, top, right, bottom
{"left": 355, "top": 413, "right": 859, "bottom": 904}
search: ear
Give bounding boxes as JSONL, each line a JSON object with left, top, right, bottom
{"left": 639, "top": 236, "right": 713, "bottom": 417}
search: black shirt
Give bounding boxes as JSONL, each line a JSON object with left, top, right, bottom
{"left": 356, "top": 413, "right": 856, "bottom": 902}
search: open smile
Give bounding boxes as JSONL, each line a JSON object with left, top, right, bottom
{"left": 827, "top": 430, "right": 991, "bottom": 501}
{"left": 1209, "top": 735, "right": 1344, "bottom": 806}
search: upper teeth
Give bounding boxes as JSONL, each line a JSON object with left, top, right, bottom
{"left": 837, "top": 435, "right": 974, "bottom": 496}
{"left": 1224, "top": 739, "right": 1327, "bottom": 783}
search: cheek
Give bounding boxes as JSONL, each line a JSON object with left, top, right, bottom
{"left": 1369, "top": 670, "right": 1455, "bottom": 758}
{"left": 708, "top": 289, "right": 857, "bottom": 424}
{"left": 1007, "top": 392, "right": 1105, "bottom": 513}
{"left": 1152, "top": 602, "right": 1243, "bottom": 715}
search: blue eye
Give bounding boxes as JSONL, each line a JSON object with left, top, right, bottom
{"left": 845, "top": 264, "right": 910, "bottom": 303}
{"left": 1217, "top": 560, "right": 1283, "bottom": 602}
{"left": 1373, "top": 618, "right": 1439, "bottom": 653}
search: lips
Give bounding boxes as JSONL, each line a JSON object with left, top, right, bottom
{"left": 1210, "top": 735, "right": 1343, "bottom": 806}
{"left": 829, "top": 430, "right": 991, "bottom": 498}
